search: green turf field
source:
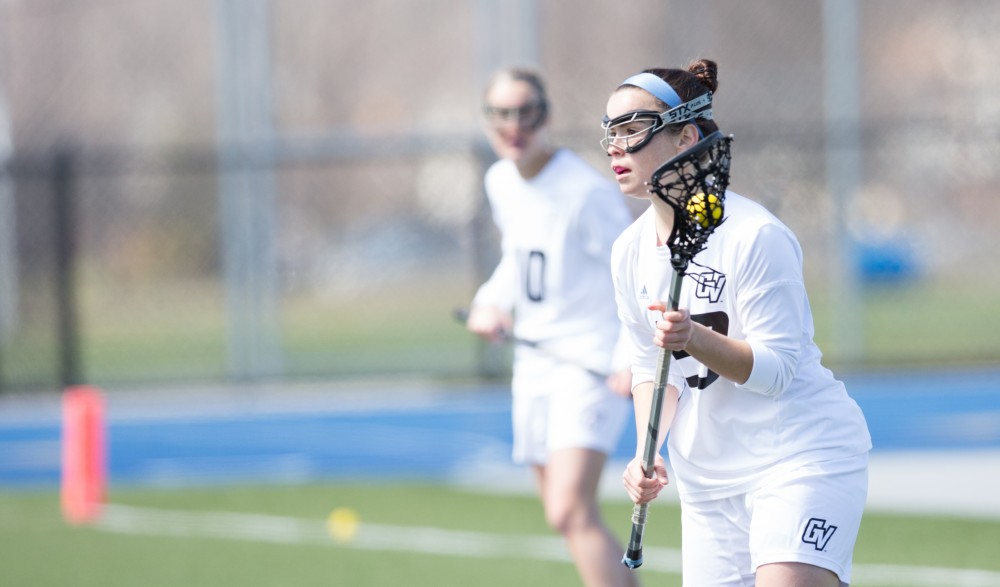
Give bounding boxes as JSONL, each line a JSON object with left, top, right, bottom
{"left": 2, "top": 484, "right": 999, "bottom": 586}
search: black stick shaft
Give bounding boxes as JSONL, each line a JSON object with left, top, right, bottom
{"left": 622, "top": 268, "right": 683, "bottom": 569}
{"left": 453, "top": 308, "right": 610, "bottom": 379}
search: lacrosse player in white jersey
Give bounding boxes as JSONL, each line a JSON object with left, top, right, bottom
{"left": 465, "top": 68, "right": 638, "bottom": 587}
{"left": 605, "top": 60, "right": 872, "bottom": 586}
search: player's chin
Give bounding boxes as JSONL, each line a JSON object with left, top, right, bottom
{"left": 499, "top": 141, "right": 530, "bottom": 159}
{"left": 618, "top": 177, "right": 650, "bottom": 199}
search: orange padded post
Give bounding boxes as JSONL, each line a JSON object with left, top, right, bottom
{"left": 61, "top": 386, "right": 106, "bottom": 525}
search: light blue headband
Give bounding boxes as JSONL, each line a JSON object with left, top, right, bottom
{"left": 621, "top": 73, "right": 683, "bottom": 108}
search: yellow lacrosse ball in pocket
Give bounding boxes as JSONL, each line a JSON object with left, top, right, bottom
{"left": 686, "top": 193, "right": 723, "bottom": 229}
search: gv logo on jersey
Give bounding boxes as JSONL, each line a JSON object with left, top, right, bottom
{"left": 691, "top": 269, "right": 726, "bottom": 303}
{"left": 801, "top": 518, "right": 838, "bottom": 551}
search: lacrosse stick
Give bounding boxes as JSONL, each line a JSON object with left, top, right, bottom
{"left": 453, "top": 308, "right": 610, "bottom": 379}
{"left": 623, "top": 130, "right": 733, "bottom": 569}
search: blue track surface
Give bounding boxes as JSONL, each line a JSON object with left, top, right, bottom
{"left": 2, "top": 368, "right": 999, "bottom": 489}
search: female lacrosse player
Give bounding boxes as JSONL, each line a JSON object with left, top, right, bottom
{"left": 465, "top": 68, "right": 637, "bottom": 587}
{"left": 606, "top": 60, "right": 872, "bottom": 586}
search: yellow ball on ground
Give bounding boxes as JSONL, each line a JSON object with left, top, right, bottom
{"left": 327, "top": 507, "right": 360, "bottom": 542}
{"left": 686, "top": 193, "right": 723, "bottom": 229}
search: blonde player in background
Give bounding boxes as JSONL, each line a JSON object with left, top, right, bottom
{"left": 464, "top": 68, "right": 638, "bottom": 587}
{"left": 605, "top": 59, "right": 872, "bottom": 586}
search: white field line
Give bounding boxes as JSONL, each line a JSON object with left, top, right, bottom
{"left": 94, "top": 504, "right": 1000, "bottom": 587}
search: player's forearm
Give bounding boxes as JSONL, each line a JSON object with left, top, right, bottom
{"left": 686, "top": 323, "right": 754, "bottom": 385}
{"left": 631, "top": 381, "right": 678, "bottom": 459}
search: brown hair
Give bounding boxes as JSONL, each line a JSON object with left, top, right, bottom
{"left": 628, "top": 58, "right": 720, "bottom": 137}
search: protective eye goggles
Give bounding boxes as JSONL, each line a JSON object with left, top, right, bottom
{"left": 600, "top": 110, "right": 665, "bottom": 153}
{"left": 483, "top": 100, "right": 547, "bottom": 130}
{"left": 600, "top": 91, "right": 713, "bottom": 153}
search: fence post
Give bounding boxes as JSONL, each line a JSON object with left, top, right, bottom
{"left": 214, "top": 0, "right": 284, "bottom": 382}
{"left": 53, "top": 146, "right": 82, "bottom": 387}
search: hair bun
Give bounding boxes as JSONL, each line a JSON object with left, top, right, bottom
{"left": 688, "top": 59, "right": 719, "bottom": 93}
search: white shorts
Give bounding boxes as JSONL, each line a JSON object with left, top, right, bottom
{"left": 510, "top": 349, "right": 631, "bottom": 465}
{"left": 679, "top": 453, "right": 869, "bottom": 586}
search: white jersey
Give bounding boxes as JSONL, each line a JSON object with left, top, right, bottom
{"left": 611, "top": 192, "right": 872, "bottom": 502}
{"left": 473, "top": 149, "right": 632, "bottom": 373}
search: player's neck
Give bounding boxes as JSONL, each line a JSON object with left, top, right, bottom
{"left": 515, "top": 147, "right": 555, "bottom": 180}
{"left": 653, "top": 200, "right": 676, "bottom": 247}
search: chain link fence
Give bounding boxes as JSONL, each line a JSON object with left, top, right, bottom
{"left": 1, "top": 0, "right": 999, "bottom": 392}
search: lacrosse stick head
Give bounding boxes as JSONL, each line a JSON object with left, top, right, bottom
{"left": 648, "top": 131, "right": 733, "bottom": 273}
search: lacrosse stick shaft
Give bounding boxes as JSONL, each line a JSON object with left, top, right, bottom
{"left": 624, "top": 130, "right": 730, "bottom": 569}
{"left": 453, "top": 308, "right": 610, "bottom": 379}
{"left": 623, "top": 267, "right": 683, "bottom": 569}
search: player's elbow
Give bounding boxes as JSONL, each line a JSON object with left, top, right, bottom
{"left": 737, "top": 340, "right": 799, "bottom": 397}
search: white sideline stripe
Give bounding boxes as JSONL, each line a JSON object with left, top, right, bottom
{"left": 94, "top": 504, "right": 1000, "bottom": 586}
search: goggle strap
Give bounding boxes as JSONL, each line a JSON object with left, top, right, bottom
{"left": 659, "top": 93, "right": 713, "bottom": 125}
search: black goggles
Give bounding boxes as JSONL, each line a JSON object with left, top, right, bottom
{"left": 483, "top": 100, "right": 547, "bottom": 130}
{"left": 600, "top": 110, "right": 665, "bottom": 153}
